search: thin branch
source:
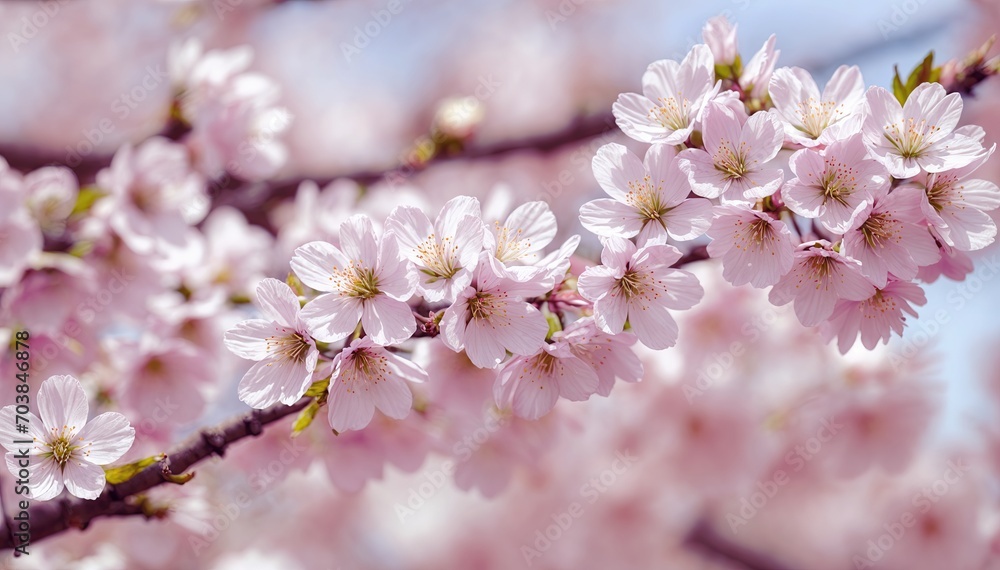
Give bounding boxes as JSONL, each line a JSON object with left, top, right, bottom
{"left": 685, "top": 519, "right": 797, "bottom": 570}
{"left": 213, "top": 112, "right": 619, "bottom": 230}
{"left": 0, "top": 397, "right": 310, "bottom": 551}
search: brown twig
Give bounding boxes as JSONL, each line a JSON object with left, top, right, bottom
{"left": 685, "top": 519, "right": 797, "bottom": 570}
{"left": 0, "top": 398, "right": 309, "bottom": 551}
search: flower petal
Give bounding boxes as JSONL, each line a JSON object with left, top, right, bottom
{"left": 74, "top": 412, "right": 135, "bottom": 465}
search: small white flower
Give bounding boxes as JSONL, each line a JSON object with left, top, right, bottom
{"left": 0, "top": 375, "right": 135, "bottom": 501}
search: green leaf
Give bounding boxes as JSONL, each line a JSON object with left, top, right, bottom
{"left": 304, "top": 378, "right": 330, "bottom": 398}
{"left": 286, "top": 273, "right": 305, "bottom": 298}
{"left": 70, "top": 186, "right": 105, "bottom": 216}
{"left": 892, "top": 65, "right": 907, "bottom": 106}
{"left": 104, "top": 454, "right": 166, "bottom": 485}
{"left": 894, "top": 52, "right": 943, "bottom": 105}
{"left": 68, "top": 241, "right": 95, "bottom": 258}
{"left": 291, "top": 400, "right": 321, "bottom": 437}
{"left": 714, "top": 63, "right": 734, "bottom": 80}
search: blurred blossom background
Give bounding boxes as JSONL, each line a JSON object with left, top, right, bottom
{"left": 1, "top": 0, "right": 1000, "bottom": 568}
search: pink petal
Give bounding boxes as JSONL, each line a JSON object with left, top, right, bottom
{"left": 361, "top": 296, "right": 415, "bottom": 346}
{"left": 300, "top": 293, "right": 363, "bottom": 343}
{"left": 75, "top": 412, "right": 135, "bottom": 465}
{"left": 290, "top": 241, "right": 350, "bottom": 292}
{"left": 327, "top": 377, "right": 376, "bottom": 432}
{"left": 62, "top": 458, "right": 107, "bottom": 500}
{"left": 38, "top": 375, "right": 89, "bottom": 437}
{"left": 254, "top": 278, "right": 300, "bottom": 327}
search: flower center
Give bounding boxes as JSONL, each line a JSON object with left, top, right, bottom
{"left": 805, "top": 256, "right": 837, "bottom": 289}
{"left": 794, "top": 97, "right": 839, "bottom": 138}
{"left": 493, "top": 223, "right": 530, "bottom": 263}
{"left": 333, "top": 263, "right": 381, "bottom": 299}
{"left": 47, "top": 434, "right": 76, "bottom": 467}
{"left": 415, "top": 234, "right": 460, "bottom": 281}
{"left": 820, "top": 157, "right": 860, "bottom": 205}
{"left": 468, "top": 291, "right": 505, "bottom": 321}
{"left": 615, "top": 269, "right": 654, "bottom": 300}
{"left": 861, "top": 289, "right": 898, "bottom": 318}
{"left": 625, "top": 175, "right": 667, "bottom": 226}
{"left": 649, "top": 95, "right": 692, "bottom": 131}
{"left": 859, "top": 212, "right": 898, "bottom": 249}
{"left": 744, "top": 218, "right": 774, "bottom": 249}
{"left": 924, "top": 175, "right": 959, "bottom": 213}
{"left": 528, "top": 352, "right": 558, "bottom": 377}
{"left": 712, "top": 140, "right": 750, "bottom": 180}
{"left": 340, "top": 347, "right": 390, "bottom": 393}
{"left": 268, "top": 331, "right": 310, "bottom": 363}
{"left": 883, "top": 117, "right": 940, "bottom": 159}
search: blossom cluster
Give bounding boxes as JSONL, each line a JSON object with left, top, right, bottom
{"left": 224, "top": 16, "right": 999, "bottom": 436}
{"left": 584, "top": 16, "right": 998, "bottom": 353}
{"left": 226, "top": 198, "right": 648, "bottom": 426}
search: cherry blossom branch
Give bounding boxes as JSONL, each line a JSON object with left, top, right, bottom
{"left": 0, "top": 397, "right": 311, "bottom": 552}
{"left": 214, "top": 112, "right": 619, "bottom": 229}
{"left": 685, "top": 520, "right": 797, "bottom": 570}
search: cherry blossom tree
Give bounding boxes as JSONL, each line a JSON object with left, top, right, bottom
{"left": 1, "top": 5, "right": 1000, "bottom": 570}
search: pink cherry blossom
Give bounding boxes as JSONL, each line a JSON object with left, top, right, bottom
{"left": 0, "top": 375, "right": 134, "bottom": 501}
{"left": 701, "top": 16, "right": 738, "bottom": 67}
{"left": 484, "top": 200, "right": 556, "bottom": 266}
{"left": 577, "top": 237, "right": 703, "bottom": 350}
{"left": 23, "top": 166, "right": 79, "bottom": 236}
{"left": 821, "top": 280, "right": 927, "bottom": 353}
{"left": 326, "top": 337, "right": 427, "bottom": 432}
{"left": 862, "top": 82, "right": 985, "bottom": 178}
{"left": 841, "top": 186, "right": 941, "bottom": 287}
{"left": 224, "top": 278, "right": 320, "bottom": 408}
{"left": 169, "top": 38, "right": 291, "bottom": 181}
{"left": 385, "top": 195, "right": 484, "bottom": 304}
{"left": 677, "top": 101, "right": 784, "bottom": 203}
{"left": 705, "top": 205, "right": 795, "bottom": 288}
{"left": 291, "top": 215, "right": 417, "bottom": 346}
{"left": 186, "top": 206, "right": 274, "bottom": 297}
{"left": 739, "top": 34, "right": 779, "bottom": 100}
{"left": 559, "top": 317, "right": 643, "bottom": 397}
{"left": 768, "top": 65, "right": 865, "bottom": 147}
{"left": 782, "top": 134, "right": 887, "bottom": 233}
{"left": 907, "top": 146, "right": 1000, "bottom": 251}
{"left": 769, "top": 241, "right": 876, "bottom": 327}
{"left": 580, "top": 143, "right": 713, "bottom": 245}
{"left": 440, "top": 253, "right": 550, "bottom": 369}
{"left": 916, "top": 236, "right": 974, "bottom": 283}
{"left": 612, "top": 44, "right": 719, "bottom": 145}
{"left": 0, "top": 161, "right": 42, "bottom": 288}
{"left": 493, "top": 338, "right": 599, "bottom": 420}
{"left": 118, "top": 336, "right": 215, "bottom": 426}
{"left": 93, "top": 137, "right": 207, "bottom": 266}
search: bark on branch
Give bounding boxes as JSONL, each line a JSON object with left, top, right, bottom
{"left": 0, "top": 397, "right": 310, "bottom": 552}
